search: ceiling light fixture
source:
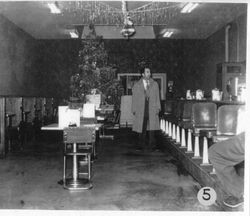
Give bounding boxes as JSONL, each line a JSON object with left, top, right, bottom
{"left": 69, "top": 31, "right": 78, "bottom": 38}
{"left": 181, "top": 2, "right": 199, "bottom": 13}
{"left": 163, "top": 31, "right": 173, "bottom": 38}
{"left": 120, "top": 1, "right": 136, "bottom": 38}
{"left": 47, "top": 2, "right": 61, "bottom": 14}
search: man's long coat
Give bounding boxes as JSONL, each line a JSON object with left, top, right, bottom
{"left": 132, "top": 78, "right": 161, "bottom": 133}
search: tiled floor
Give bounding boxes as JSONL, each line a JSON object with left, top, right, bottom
{"left": 0, "top": 129, "right": 222, "bottom": 212}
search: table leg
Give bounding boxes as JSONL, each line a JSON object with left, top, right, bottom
{"left": 72, "top": 143, "right": 78, "bottom": 181}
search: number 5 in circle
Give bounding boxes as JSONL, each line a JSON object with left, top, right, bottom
{"left": 197, "top": 187, "right": 217, "bottom": 206}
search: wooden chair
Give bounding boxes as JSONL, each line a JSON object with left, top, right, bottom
{"left": 5, "top": 97, "right": 22, "bottom": 152}
{"left": 63, "top": 127, "right": 96, "bottom": 190}
{"left": 99, "top": 110, "right": 120, "bottom": 140}
{"left": 5, "top": 114, "right": 19, "bottom": 152}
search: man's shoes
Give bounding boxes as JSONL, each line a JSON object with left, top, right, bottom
{"left": 135, "top": 146, "right": 143, "bottom": 151}
{"left": 223, "top": 196, "right": 244, "bottom": 208}
{"left": 151, "top": 147, "right": 161, "bottom": 152}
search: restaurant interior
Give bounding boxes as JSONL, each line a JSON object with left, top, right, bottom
{"left": 0, "top": 1, "right": 248, "bottom": 214}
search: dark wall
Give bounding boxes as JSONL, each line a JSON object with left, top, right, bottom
{"left": 35, "top": 40, "right": 79, "bottom": 98}
{"left": 34, "top": 39, "right": 206, "bottom": 99}
{"left": 200, "top": 13, "right": 247, "bottom": 93}
{"left": 0, "top": 15, "right": 80, "bottom": 98}
{"left": 105, "top": 39, "right": 205, "bottom": 97}
{"left": 0, "top": 15, "right": 38, "bottom": 96}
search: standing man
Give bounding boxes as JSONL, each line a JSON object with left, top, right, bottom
{"left": 132, "top": 65, "right": 161, "bottom": 152}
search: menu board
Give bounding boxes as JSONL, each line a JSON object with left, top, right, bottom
{"left": 58, "top": 106, "right": 80, "bottom": 128}
{"left": 82, "top": 103, "right": 95, "bottom": 118}
{"left": 86, "top": 94, "right": 101, "bottom": 109}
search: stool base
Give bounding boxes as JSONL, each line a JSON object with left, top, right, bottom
{"left": 64, "top": 178, "right": 93, "bottom": 190}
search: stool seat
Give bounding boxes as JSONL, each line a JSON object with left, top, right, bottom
{"left": 212, "top": 134, "right": 234, "bottom": 143}
{"left": 179, "top": 120, "right": 192, "bottom": 129}
{"left": 65, "top": 143, "right": 92, "bottom": 154}
{"left": 192, "top": 127, "right": 216, "bottom": 135}
{"left": 65, "top": 152, "right": 91, "bottom": 156}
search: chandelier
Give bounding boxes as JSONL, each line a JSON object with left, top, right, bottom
{"left": 57, "top": 1, "right": 182, "bottom": 38}
{"left": 120, "top": 1, "right": 136, "bottom": 38}
{"left": 58, "top": 1, "right": 181, "bottom": 26}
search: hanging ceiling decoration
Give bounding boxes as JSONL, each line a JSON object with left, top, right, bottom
{"left": 120, "top": 1, "right": 135, "bottom": 38}
{"left": 57, "top": 1, "right": 182, "bottom": 26}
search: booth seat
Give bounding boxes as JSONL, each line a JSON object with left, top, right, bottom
{"left": 178, "top": 101, "right": 194, "bottom": 129}
{"left": 201, "top": 105, "right": 245, "bottom": 142}
{"left": 190, "top": 102, "right": 217, "bottom": 136}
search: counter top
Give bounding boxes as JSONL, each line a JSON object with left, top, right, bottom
{"left": 168, "top": 98, "right": 245, "bottom": 105}
{"left": 41, "top": 123, "right": 102, "bottom": 130}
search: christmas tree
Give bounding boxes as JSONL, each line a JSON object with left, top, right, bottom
{"left": 70, "top": 24, "right": 124, "bottom": 109}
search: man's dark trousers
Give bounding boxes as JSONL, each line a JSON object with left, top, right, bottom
{"left": 138, "top": 98, "right": 155, "bottom": 151}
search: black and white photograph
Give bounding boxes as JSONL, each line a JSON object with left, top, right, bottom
{"left": 0, "top": 0, "right": 248, "bottom": 215}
